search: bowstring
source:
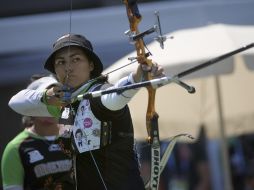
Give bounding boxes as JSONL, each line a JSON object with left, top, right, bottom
{"left": 67, "top": 2, "right": 77, "bottom": 190}
{"left": 104, "top": 59, "right": 137, "bottom": 76}
{"left": 102, "top": 44, "right": 152, "bottom": 78}
{"left": 66, "top": 1, "right": 108, "bottom": 189}
{"left": 65, "top": 0, "right": 73, "bottom": 86}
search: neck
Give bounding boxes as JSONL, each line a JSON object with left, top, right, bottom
{"left": 71, "top": 78, "right": 98, "bottom": 99}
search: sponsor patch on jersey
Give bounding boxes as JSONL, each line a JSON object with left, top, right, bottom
{"left": 28, "top": 150, "right": 44, "bottom": 163}
{"left": 48, "top": 144, "right": 62, "bottom": 151}
{"left": 83, "top": 118, "right": 93, "bottom": 128}
{"left": 34, "top": 159, "right": 72, "bottom": 177}
{"left": 61, "top": 107, "right": 70, "bottom": 119}
{"left": 92, "top": 129, "right": 100, "bottom": 137}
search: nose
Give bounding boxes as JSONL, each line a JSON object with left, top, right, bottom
{"left": 65, "top": 66, "right": 72, "bottom": 73}
{"left": 64, "top": 60, "right": 73, "bottom": 73}
{"left": 64, "top": 65, "right": 73, "bottom": 83}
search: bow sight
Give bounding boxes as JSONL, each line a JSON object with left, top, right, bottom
{"left": 124, "top": 11, "right": 167, "bottom": 49}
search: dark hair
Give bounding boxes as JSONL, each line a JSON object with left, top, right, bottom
{"left": 22, "top": 116, "right": 33, "bottom": 128}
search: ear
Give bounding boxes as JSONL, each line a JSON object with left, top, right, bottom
{"left": 89, "top": 62, "right": 94, "bottom": 71}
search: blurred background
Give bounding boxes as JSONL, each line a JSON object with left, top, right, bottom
{"left": 1, "top": 0, "right": 254, "bottom": 189}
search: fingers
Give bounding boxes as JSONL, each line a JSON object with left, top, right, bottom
{"left": 52, "top": 85, "right": 63, "bottom": 98}
{"left": 54, "top": 84, "right": 73, "bottom": 104}
{"left": 153, "top": 64, "right": 165, "bottom": 78}
{"left": 133, "top": 62, "right": 165, "bottom": 83}
{"left": 45, "top": 85, "right": 68, "bottom": 106}
{"left": 141, "top": 62, "right": 165, "bottom": 78}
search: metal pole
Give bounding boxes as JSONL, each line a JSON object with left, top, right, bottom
{"left": 215, "top": 76, "right": 233, "bottom": 190}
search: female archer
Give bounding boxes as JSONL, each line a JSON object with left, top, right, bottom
{"left": 9, "top": 33, "right": 164, "bottom": 190}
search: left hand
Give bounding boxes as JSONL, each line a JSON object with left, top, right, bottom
{"left": 133, "top": 62, "right": 165, "bottom": 83}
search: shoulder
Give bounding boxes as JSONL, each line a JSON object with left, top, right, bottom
{"left": 2, "top": 131, "right": 31, "bottom": 161}
{"left": 4, "top": 130, "right": 29, "bottom": 151}
{"left": 1, "top": 132, "right": 28, "bottom": 171}
{"left": 91, "top": 82, "right": 112, "bottom": 91}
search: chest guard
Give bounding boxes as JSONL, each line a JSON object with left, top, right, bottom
{"left": 72, "top": 99, "right": 111, "bottom": 153}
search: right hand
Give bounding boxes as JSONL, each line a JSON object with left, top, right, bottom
{"left": 45, "top": 85, "right": 70, "bottom": 106}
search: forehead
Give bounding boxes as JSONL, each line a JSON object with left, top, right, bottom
{"left": 54, "top": 46, "right": 86, "bottom": 58}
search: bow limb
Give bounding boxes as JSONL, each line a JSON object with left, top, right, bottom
{"left": 145, "top": 136, "right": 176, "bottom": 189}
{"left": 145, "top": 134, "right": 194, "bottom": 189}
{"left": 123, "top": 1, "right": 160, "bottom": 189}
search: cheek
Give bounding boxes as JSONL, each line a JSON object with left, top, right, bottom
{"left": 54, "top": 68, "right": 66, "bottom": 83}
{"left": 77, "top": 63, "right": 91, "bottom": 75}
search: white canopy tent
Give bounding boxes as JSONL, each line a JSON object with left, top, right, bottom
{"left": 103, "top": 24, "right": 254, "bottom": 190}
{"left": 104, "top": 24, "right": 254, "bottom": 140}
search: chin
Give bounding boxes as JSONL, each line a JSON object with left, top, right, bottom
{"left": 39, "top": 118, "right": 57, "bottom": 125}
{"left": 63, "top": 79, "right": 87, "bottom": 89}
{"left": 60, "top": 82, "right": 74, "bottom": 89}
{"left": 68, "top": 83, "right": 79, "bottom": 89}
{"left": 70, "top": 82, "right": 84, "bottom": 89}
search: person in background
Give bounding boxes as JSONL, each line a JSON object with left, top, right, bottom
{"left": 244, "top": 164, "right": 254, "bottom": 190}
{"left": 2, "top": 74, "right": 75, "bottom": 190}
{"left": 8, "top": 34, "right": 164, "bottom": 190}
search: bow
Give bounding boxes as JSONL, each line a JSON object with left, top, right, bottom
{"left": 123, "top": 1, "right": 163, "bottom": 189}
{"left": 65, "top": 1, "right": 254, "bottom": 189}
{"left": 77, "top": 37, "right": 254, "bottom": 189}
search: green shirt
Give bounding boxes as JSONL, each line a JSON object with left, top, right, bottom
{"left": 1, "top": 129, "right": 74, "bottom": 190}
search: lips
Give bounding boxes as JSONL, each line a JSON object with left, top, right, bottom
{"left": 65, "top": 75, "right": 76, "bottom": 84}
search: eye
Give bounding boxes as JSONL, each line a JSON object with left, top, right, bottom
{"left": 55, "top": 60, "right": 65, "bottom": 66}
{"left": 72, "top": 57, "right": 81, "bottom": 64}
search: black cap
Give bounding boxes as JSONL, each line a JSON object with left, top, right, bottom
{"left": 44, "top": 34, "right": 103, "bottom": 78}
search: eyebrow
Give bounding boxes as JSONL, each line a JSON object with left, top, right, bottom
{"left": 55, "top": 53, "right": 80, "bottom": 60}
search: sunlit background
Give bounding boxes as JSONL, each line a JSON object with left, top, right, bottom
{"left": 1, "top": 0, "right": 254, "bottom": 189}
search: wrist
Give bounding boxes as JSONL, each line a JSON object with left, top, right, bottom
{"left": 41, "top": 89, "right": 50, "bottom": 105}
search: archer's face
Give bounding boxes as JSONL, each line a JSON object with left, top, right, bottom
{"left": 54, "top": 46, "right": 94, "bottom": 88}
